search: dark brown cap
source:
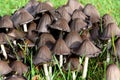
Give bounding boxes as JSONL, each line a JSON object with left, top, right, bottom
{"left": 11, "top": 8, "right": 34, "bottom": 27}
{"left": 49, "top": 18, "right": 70, "bottom": 32}
{"left": 83, "top": 4, "right": 100, "bottom": 23}
{"left": 101, "top": 23, "right": 120, "bottom": 40}
{"left": 38, "top": 33, "right": 56, "bottom": 49}
{"left": 106, "top": 64, "right": 120, "bottom": 80}
{"left": 53, "top": 38, "right": 70, "bottom": 55}
{"left": 70, "top": 18, "right": 87, "bottom": 32}
{"left": 33, "top": 45, "right": 52, "bottom": 65}
{"left": 0, "top": 15, "right": 13, "bottom": 28}
{"left": 76, "top": 39, "right": 101, "bottom": 57}
{"left": 0, "top": 60, "right": 12, "bottom": 75}
{"left": 11, "top": 60, "right": 28, "bottom": 75}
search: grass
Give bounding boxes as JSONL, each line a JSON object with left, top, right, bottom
{"left": 0, "top": 0, "right": 120, "bottom": 80}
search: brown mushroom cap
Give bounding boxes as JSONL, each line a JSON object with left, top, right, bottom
{"left": 83, "top": 4, "right": 100, "bottom": 23}
{"left": 70, "top": 18, "right": 87, "bottom": 32}
{"left": 11, "top": 8, "right": 34, "bottom": 27}
{"left": 11, "top": 61, "right": 28, "bottom": 75}
{"left": 0, "top": 15, "right": 13, "bottom": 28}
{"left": 76, "top": 39, "right": 101, "bottom": 57}
{"left": 33, "top": 45, "right": 52, "bottom": 65}
{"left": 106, "top": 64, "right": 120, "bottom": 80}
{"left": 0, "top": 60, "right": 12, "bottom": 75}
{"left": 6, "top": 75, "right": 26, "bottom": 80}
{"left": 49, "top": 18, "right": 71, "bottom": 32}
{"left": 53, "top": 38, "right": 70, "bottom": 55}
{"left": 101, "top": 23, "right": 120, "bottom": 40}
{"left": 81, "top": 29, "right": 91, "bottom": 41}
{"left": 38, "top": 33, "right": 56, "bottom": 49}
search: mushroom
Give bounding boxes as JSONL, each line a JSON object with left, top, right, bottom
{"left": 106, "top": 64, "right": 120, "bottom": 80}
{"left": 11, "top": 8, "right": 34, "bottom": 32}
{"left": 53, "top": 38, "right": 70, "bottom": 67}
{"left": 33, "top": 45, "right": 52, "bottom": 80}
{"left": 76, "top": 39, "right": 101, "bottom": 79}
{"left": 0, "top": 60, "right": 12, "bottom": 76}
{"left": 83, "top": 4, "right": 100, "bottom": 23}
{"left": 6, "top": 75, "right": 26, "bottom": 80}
{"left": 64, "top": 55, "right": 82, "bottom": 80}
{"left": 10, "top": 60, "right": 28, "bottom": 76}
{"left": 0, "top": 15, "right": 13, "bottom": 32}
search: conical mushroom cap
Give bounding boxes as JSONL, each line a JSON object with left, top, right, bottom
{"left": 0, "top": 61, "right": 12, "bottom": 75}
{"left": 83, "top": 4, "right": 100, "bottom": 23}
{"left": 49, "top": 18, "right": 70, "bottom": 32}
{"left": 101, "top": 23, "right": 120, "bottom": 40}
{"left": 64, "top": 55, "right": 82, "bottom": 71}
{"left": 6, "top": 75, "right": 25, "bottom": 80}
{"left": 72, "top": 9, "right": 87, "bottom": 20}
{"left": 36, "top": 2, "right": 54, "bottom": 13}
{"left": 76, "top": 39, "right": 101, "bottom": 57}
{"left": 53, "top": 38, "right": 70, "bottom": 55}
{"left": 33, "top": 45, "right": 52, "bottom": 65}
{"left": 81, "top": 29, "right": 92, "bottom": 40}
{"left": 11, "top": 61, "right": 28, "bottom": 75}
{"left": 102, "top": 14, "right": 115, "bottom": 28}
{"left": 0, "top": 15, "right": 13, "bottom": 28}
{"left": 65, "top": 31, "right": 82, "bottom": 49}
{"left": 38, "top": 33, "right": 56, "bottom": 49}
{"left": 56, "top": 7, "right": 71, "bottom": 22}
{"left": 114, "top": 38, "right": 120, "bottom": 59}
{"left": 24, "top": 0, "right": 39, "bottom": 16}
{"left": 7, "top": 29, "right": 26, "bottom": 39}
{"left": 35, "top": 13, "right": 51, "bottom": 33}
{"left": 70, "top": 18, "right": 87, "bottom": 32}
{"left": 11, "top": 8, "right": 34, "bottom": 27}
{"left": 106, "top": 64, "right": 120, "bottom": 80}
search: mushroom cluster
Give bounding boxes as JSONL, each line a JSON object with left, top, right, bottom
{"left": 0, "top": 0, "right": 120, "bottom": 80}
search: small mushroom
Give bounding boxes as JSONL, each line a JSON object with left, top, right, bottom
{"left": 33, "top": 45, "right": 52, "bottom": 80}
{"left": 76, "top": 39, "right": 101, "bottom": 79}
{"left": 53, "top": 38, "right": 70, "bottom": 67}
{"left": 11, "top": 8, "right": 34, "bottom": 32}
{"left": 106, "top": 64, "right": 120, "bottom": 80}
{"left": 10, "top": 60, "right": 28, "bottom": 76}
{"left": 0, "top": 60, "right": 12, "bottom": 75}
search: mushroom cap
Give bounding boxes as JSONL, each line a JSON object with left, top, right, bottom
{"left": 64, "top": 55, "right": 82, "bottom": 71}
{"left": 81, "top": 29, "right": 92, "bottom": 41}
{"left": 11, "top": 8, "right": 34, "bottom": 27}
{"left": 72, "top": 9, "right": 87, "bottom": 20}
{"left": 101, "top": 23, "right": 120, "bottom": 40}
{"left": 38, "top": 33, "right": 56, "bottom": 49}
{"left": 49, "top": 18, "right": 71, "bottom": 32}
{"left": 36, "top": 2, "right": 54, "bottom": 13}
{"left": 76, "top": 39, "right": 101, "bottom": 57}
{"left": 53, "top": 38, "right": 70, "bottom": 55}
{"left": 11, "top": 60, "right": 28, "bottom": 75}
{"left": 6, "top": 75, "right": 26, "bottom": 80}
{"left": 114, "top": 38, "right": 120, "bottom": 59}
{"left": 102, "top": 14, "right": 115, "bottom": 28}
{"left": 7, "top": 29, "right": 26, "bottom": 39}
{"left": 106, "top": 64, "right": 120, "bottom": 80}
{"left": 70, "top": 18, "right": 87, "bottom": 32}
{"left": 83, "top": 4, "right": 100, "bottom": 23}
{"left": 0, "top": 15, "right": 13, "bottom": 28}
{"left": 0, "top": 60, "right": 12, "bottom": 75}
{"left": 65, "top": 31, "right": 82, "bottom": 50}
{"left": 35, "top": 13, "right": 52, "bottom": 33}
{"left": 33, "top": 45, "right": 52, "bottom": 65}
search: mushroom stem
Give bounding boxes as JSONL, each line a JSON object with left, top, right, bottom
{"left": 13, "top": 40, "right": 17, "bottom": 45}
{"left": 0, "top": 44, "right": 7, "bottom": 59}
{"left": 106, "top": 39, "right": 111, "bottom": 63}
{"left": 43, "top": 64, "right": 51, "bottom": 80}
{"left": 72, "top": 71, "right": 76, "bottom": 80}
{"left": 49, "top": 66, "right": 52, "bottom": 75}
{"left": 60, "top": 55, "right": 63, "bottom": 67}
{"left": 23, "top": 24, "right": 27, "bottom": 32}
{"left": 82, "top": 57, "right": 89, "bottom": 79}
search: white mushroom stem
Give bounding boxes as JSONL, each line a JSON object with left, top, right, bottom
{"left": 23, "top": 24, "right": 27, "bottom": 32}
{"left": 1, "top": 44, "right": 7, "bottom": 59}
{"left": 82, "top": 57, "right": 89, "bottom": 79}
{"left": 49, "top": 66, "right": 52, "bottom": 75}
{"left": 13, "top": 40, "right": 17, "bottom": 45}
{"left": 60, "top": 55, "right": 63, "bottom": 67}
{"left": 43, "top": 64, "right": 51, "bottom": 80}
{"left": 72, "top": 71, "right": 76, "bottom": 80}
{"left": 106, "top": 39, "right": 111, "bottom": 63}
